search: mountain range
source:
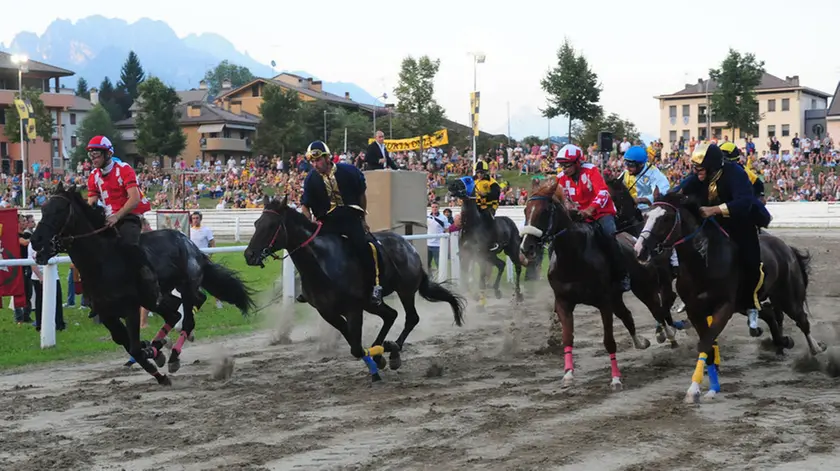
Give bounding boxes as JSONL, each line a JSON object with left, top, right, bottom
{"left": 2, "top": 15, "right": 379, "bottom": 104}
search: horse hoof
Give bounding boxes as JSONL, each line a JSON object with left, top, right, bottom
{"left": 383, "top": 340, "right": 401, "bottom": 353}
{"left": 389, "top": 352, "right": 402, "bottom": 371}
{"left": 670, "top": 340, "right": 679, "bottom": 349}
{"left": 562, "top": 372, "right": 574, "bottom": 388}
{"left": 684, "top": 391, "right": 700, "bottom": 404}
{"left": 157, "top": 375, "right": 172, "bottom": 386}
{"left": 750, "top": 327, "right": 763, "bottom": 338}
{"left": 610, "top": 377, "right": 623, "bottom": 392}
{"left": 168, "top": 350, "right": 181, "bottom": 373}
{"left": 656, "top": 329, "right": 666, "bottom": 344}
{"left": 783, "top": 336, "right": 795, "bottom": 350}
{"left": 634, "top": 336, "right": 651, "bottom": 350}
{"left": 819, "top": 341, "right": 828, "bottom": 353}
{"left": 371, "top": 373, "right": 383, "bottom": 383}
{"left": 374, "top": 355, "right": 387, "bottom": 370}
{"left": 188, "top": 332, "right": 195, "bottom": 342}
{"left": 702, "top": 390, "right": 718, "bottom": 401}
{"left": 153, "top": 350, "right": 167, "bottom": 368}
{"left": 494, "top": 290, "right": 503, "bottom": 300}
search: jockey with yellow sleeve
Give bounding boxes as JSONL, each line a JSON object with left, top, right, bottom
{"left": 720, "top": 142, "right": 765, "bottom": 203}
{"left": 473, "top": 160, "right": 502, "bottom": 251}
{"left": 622, "top": 145, "right": 670, "bottom": 212}
{"left": 678, "top": 144, "right": 772, "bottom": 333}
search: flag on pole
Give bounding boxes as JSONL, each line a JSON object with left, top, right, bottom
{"left": 470, "top": 92, "right": 480, "bottom": 137}
{"left": 25, "top": 118, "right": 37, "bottom": 141}
{"left": 13, "top": 99, "right": 29, "bottom": 120}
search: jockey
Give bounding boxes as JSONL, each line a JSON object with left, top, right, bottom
{"left": 85, "top": 135, "right": 162, "bottom": 306}
{"left": 473, "top": 161, "right": 502, "bottom": 251}
{"left": 300, "top": 140, "right": 384, "bottom": 305}
{"left": 680, "top": 143, "right": 772, "bottom": 331}
{"left": 720, "top": 142, "right": 765, "bottom": 203}
{"left": 622, "top": 145, "right": 670, "bottom": 212}
{"left": 556, "top": 144, "right": 631, "bottom": 291}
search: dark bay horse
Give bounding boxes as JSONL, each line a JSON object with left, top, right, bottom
{"left": 519, "top": 180, "right": 656, "bottom": 391}
{"left": 635, "top": 192, "right": 825, "bottom": 402}
{"left": 243, "top": 196, "right": 465, "bottom": 383}
{"left": 447, "top": 178, "right": 524, "bottom": 306}
{"left": 30, "top": 183, "right": 255, "bottom": 385}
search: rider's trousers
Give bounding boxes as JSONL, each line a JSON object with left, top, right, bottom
{"left": 321, "top": 207, "right": 382, "bottom": 289}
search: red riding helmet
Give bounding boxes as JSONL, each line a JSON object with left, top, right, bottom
{"left": 555, "top": 144, "right": 584, "bottom": 164}
{"left": 86, "top": 135, "right": 114, "bottom": 154}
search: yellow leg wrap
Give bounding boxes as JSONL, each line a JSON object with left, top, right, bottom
{"left": 692, "top": 352, "right": 708, "bottom": 384}
{"left": 366, "top": 345, "right": 385, "bottom": 357}
{"left": 368, "top": 242, "right": 381, "bottom": 286}
{"left": 752, "top": 262, "right": 765, "bottom": 310}
{"left": 706, "top": 316, "right": 721, "bottom": 366}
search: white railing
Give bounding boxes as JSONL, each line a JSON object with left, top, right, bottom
{"left": 4, "top": 232, "right": 505, "bottom": 350}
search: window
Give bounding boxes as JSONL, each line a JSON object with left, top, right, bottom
{"left": 71, "top": 136, "right": 77, "bottom": 148}
{"left": 669, "top": 130, "right": 677, "bottom": 143}
{"left": 682, "top": 104, "right": 690, "bottom": 117}
{"left": 251, "top": 84, "right": 260, "bottom": 97}
{"left": 669, "top": 105, "right": 677, "bottom": 118}
{"left": 698, "top": 127, "right": 708, "bottom": 140}
{"left": 0, "top": 106, "right": 5, "bottom": 125}
{"left": 768, "top": 125, "right": 776, "bottom": 138}
{"left": 782, "top": 124, "right": 790, "bottom": 137}
{"left": 767, "top": 99, "right": 776, "bottom": 112}
{"left": 682, "top": 130, "right": 690, "bottom": 141}
{"left": 781, "top": 98, "right": 790, "bottom": 111}
{"left": 70, "top": 113, "right": 76, "bottom": 125}
{"left": 0, "top": 142, "right": 7, "bottom": 158}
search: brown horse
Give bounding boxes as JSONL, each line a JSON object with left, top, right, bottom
{"left": 519, "top": 179, "right": 665, "bottom": 391}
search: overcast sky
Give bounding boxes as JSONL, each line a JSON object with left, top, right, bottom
{"left": 5, "top": 0, "right": 840, "bottom": 140}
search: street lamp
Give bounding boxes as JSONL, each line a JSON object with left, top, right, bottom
{"left": 11, "top": 54, "right": 29, "bottom": 207}
{"left": 372, "top": 93, "right": 387, "bottom": 135}
{"left": 469, "top": 52, "right": 486, "bottom": 165}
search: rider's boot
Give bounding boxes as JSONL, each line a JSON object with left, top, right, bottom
{"left": 610, "top": 239, "right": 631, "bottom": 292}
{"left": 368, "top": 241, "right": 383, "bottom": 306}
{"left": 746, "top": 307, "right": 760, "bottom": 337}
{"left": 139, "top": 264, "right": 164, "bottom": 307}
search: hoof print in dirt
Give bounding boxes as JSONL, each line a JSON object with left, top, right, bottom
{"left": 157, "top": 375, "right": 172, "bottom": 386}
{"left": 211, "top": 356, "right": 236, "bottom": 381}
{"left": 425, "top": 362, "right": 445, "bottom": 378}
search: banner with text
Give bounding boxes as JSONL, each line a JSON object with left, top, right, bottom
{"left": 0, "top": 209, "right": 26, "bottom": 308}
{"left": 368, "top": 129, "right": 449, "bottom": 152}
{"left": 156, "top": 211, "right": 190, "bottom": 238}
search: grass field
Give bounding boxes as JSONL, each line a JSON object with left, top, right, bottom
{"left": 0, "top": 245, "right": 283, "bottom": 369}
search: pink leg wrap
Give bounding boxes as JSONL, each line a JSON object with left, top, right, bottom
{"left": 610, "top": 353, "right": 621, "bottom": 378}
{"left": 564, "top": 346, "right": 574, "bottom": 372}
{"left": 153, "top": 323, "right": 173, "bottom": 342}
{"left": 173, "top": 331, "right": 188, "bottom": 353}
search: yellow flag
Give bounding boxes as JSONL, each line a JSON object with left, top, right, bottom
{"left": 25, "top": 118, "right": 37, "bottom": 141}
{"left": 13, "top": 99, "right": 29, "bottom": 120}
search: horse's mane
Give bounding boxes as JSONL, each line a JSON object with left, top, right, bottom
{"left": 657, "top": 191, "right": 703, "bottom": 221}
{"left": 56, "top": 184, "right": 111, "bottom": 233}
{"left": 531, "top": 178, "right": 561, "bottom": 200}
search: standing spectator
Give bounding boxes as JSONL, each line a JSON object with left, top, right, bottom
{"left": 189, "top": 211, "right": 222, "bottom": 308}
{"left": 14, "top": 214, "right": 33, "bottom": 325}
{"left": 28, "top": 234, "right": 65, "bottom": 332}
{"left": 426, "top": 202, "right": 449, "bottom": 272}
{"left": 365, "top": 130, "right": 398, "bottom": 170}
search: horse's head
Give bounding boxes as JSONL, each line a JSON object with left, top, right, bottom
{"left": 30, "top": 182, "right": 105, "bottom": 264}
{"left": 520, "top": 178, "right": 566, "bottom": 260}
{"left": 244, "top": 195, "right": 293, "bottom": 267}
{"left": 448, "top": 177, "right": 473, "bottom": 200}
{"left": 634, "top": 191, "right": 697, "bottom": 264}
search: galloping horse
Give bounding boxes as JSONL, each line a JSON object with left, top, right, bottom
{"left": 448, "top": 178, "right": 524, "bottom": 305}
{"left": 243, "top": 196, "right": 465, "bottom": 383}
{"left": 30, "top": 183, "right": 255, "bottom": 385}
{"left": 520, "top": 179, "right": 659, "bottom": 391}
{"left": 635, "top": 192, "right": 825, "bottom": 402}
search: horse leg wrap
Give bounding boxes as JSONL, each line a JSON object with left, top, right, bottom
{"left": 609, "top": 353, "right": 621, "bottom": 378}
{"left": 368, "top": 242, "right": 381, "bottom": 286}
{"left": 173, "top": 331, "right": 188, "bottom": 353}
{"left": 365, "top": 345, "right": 385, "bottom": 357}
{"left": 564, "top": 346, "right": 574, "bottom": 372}
{"left": 692, "top": 353, "right": 708, "bottom": 385}
{"left": 154, "top": 323, "right": 173, "bottom": 342}
{"left": 706, "top": 316, "right": 721, "bottom": 366}
{"left": 362, "top": 355, "right": 379, "bottom": 376}
{"left": 707, "top": 364, "right": 720, "bottom": 393}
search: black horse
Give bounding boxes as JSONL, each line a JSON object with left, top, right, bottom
{"left": 447, "top": 178, "right": 524, "bottom": 306}
{"left": 519, "top": 180, "right": 657, "bottom": 391}
{"left": 30, "top": 183, "right": 255, "bottom": 385}
{"left": 635, "top": 192, "right": 826, "bottom": 402}
{"left": 243, "top": 196, "right": 465, "bottom": 383}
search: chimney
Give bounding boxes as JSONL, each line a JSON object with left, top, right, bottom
{"left": 221, "top": 78, "right": 232, "bottom": 90}
{"left": 790, "top": 75, "right": 800, "bottom": 86}
{"left": 199, "top": 79, "right": 208, "bottom": 90}
{"left": 311, "top": 80, "right": 322, "bottom": 92}
{"left": 90, "top": 87, "right": 99, "bottom": 105}
{"left": 344, "top": 92, "right": 351, "bottom": 100}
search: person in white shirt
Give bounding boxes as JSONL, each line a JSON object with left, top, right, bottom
{"left": 426, "top": 202, "right": 450, "bottom": 272}
{"left": 189, "top": 212, "right": 222, "bottom": 308}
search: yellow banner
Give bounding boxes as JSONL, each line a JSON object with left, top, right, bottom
{"left": 470, "top": 92, "right": 480, "bottom": 137}
{"left": 13, "top": 99, "right": 29, "bottom": 120}
{"left": 25, "top": 118, "right": 37, "bottom": 141}
{"left": 368, "top": 129, "right": 449, "bottom": 153}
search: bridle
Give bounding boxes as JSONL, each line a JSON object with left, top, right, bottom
{"left": 522, "top": 195, "right": 567, "bottom": 247}
{"left": 44, "top": 194, "right": 115, "bottom": 254}
{"left": 640, "top": 201, "right": 729, "bottom": 256}
{"left": 257, "top": 208, "right": 322, "bottom": 264}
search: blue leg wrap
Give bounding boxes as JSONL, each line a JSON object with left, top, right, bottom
{"left": 673, "top": 320, "right": 687, "bottom": 330}
{"left": 707, "top": 363, "right": 720, "bottom": 393}
{"left": 362, "top": 355, "right": 378, "bottom": 376}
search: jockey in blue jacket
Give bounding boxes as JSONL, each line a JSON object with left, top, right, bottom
{"left": 621, "top": 145, "right": 670, "bottom": 212}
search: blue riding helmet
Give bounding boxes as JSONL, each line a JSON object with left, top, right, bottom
{"left": 458, "top": 176, "right": 476, "bottom": 197}
{"left": 623, "top": 145, "right": 648, "bottom": 164}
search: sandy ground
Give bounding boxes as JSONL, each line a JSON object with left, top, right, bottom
{"left": 2, "top": 229, "right": 840, "bottom": 471}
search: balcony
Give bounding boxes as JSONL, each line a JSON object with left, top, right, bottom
{"left": 200, "top": 137, "right": 252, "bottom": 152}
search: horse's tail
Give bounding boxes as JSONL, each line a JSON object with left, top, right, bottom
{"left": 418, "top": 273, "right": 466, "bottom": 327}
{"left": 791, "top": 246, "right": 811, "bottom": 290}
{"left": 201, "top": 262, "right": 256, "bottom": 316}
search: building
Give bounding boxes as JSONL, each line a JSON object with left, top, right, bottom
{"left": 115, "top": 82, "right": 260, "bottom": 167}
{"left": 0, "top": 51, "right": 75, "bottom": 174}
{"left": 53, "top": 89, "right": 93, "bottom": 167}
{"left": 655, "top": 73, "right": 832, "bottom": 155}
{"left": 827, "top": 82, "right": 840, "bottom": 145}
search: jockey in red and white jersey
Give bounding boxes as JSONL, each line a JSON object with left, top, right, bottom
{"left": 85, "top": 135, "right": 162, "bottom": 305}
{"left": 555, "top": 144, "right": 630, "bottom": 291}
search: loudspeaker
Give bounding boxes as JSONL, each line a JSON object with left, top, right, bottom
{"left": 13, "top": 160, "right": 22, "bottom": 175}
{"left": 598, "top": 131, "right": 614, "bottom": 153}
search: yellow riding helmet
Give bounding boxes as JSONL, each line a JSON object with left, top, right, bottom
{"left": 305, "top": 140, "right": 331, "bottom": 160}
{"left": 690, "top": 144, "right": 724, "bottom": 171}
{"left": 719, "top": 141, "right": 741, "bottom": 162}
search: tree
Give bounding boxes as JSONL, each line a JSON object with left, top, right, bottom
{"left": 135, "top": 77, "right": 186, "bottom": 165}
{"left": 709, "top": 49, "right": 765, "bottom": 138}
{"left": 75, "top": 78, "right": 90, "bottom": 99}
{"left": 571, "top": 112, "right": 640, "bottom": 150}
{"left": 70, "top": 104, "right": 125, "bottom": 166}
{"left": 3, "top": 87, "right": 56, "bottom": 144}
{"left": 541, "top": 38, "right": 602, "bottom": 139}
{"left": 326, "top": 108, "right": 375, "bottom": 153}
{"left": 522, "top": 135, "right": 543, "bottom": 147}
{"left": 393, "top": 55, "right": 446, "bottom": 136}
{"left": 253, "top": 84, "right": 306, "bottom": 157}
{"left": 204, "top": 60, "right": 254, "bottom": 95}
{"left": 98, "top": 77, "right": 123, "bottom": 122}
{"left": 115, "top": 51, "right": 146, "bottom": 118}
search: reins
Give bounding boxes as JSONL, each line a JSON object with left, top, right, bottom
{"left": 642, "top": 201, "right": 730, "bottom": 254}
{"left": 259, "top": 209, "right": 323, "bottom": 262}
{"left": 48, "top": 194, "right": 117, "bottom": 250}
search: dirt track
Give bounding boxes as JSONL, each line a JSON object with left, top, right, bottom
{"left": 2, "top": 229, "right": 840, "bottom": 471}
